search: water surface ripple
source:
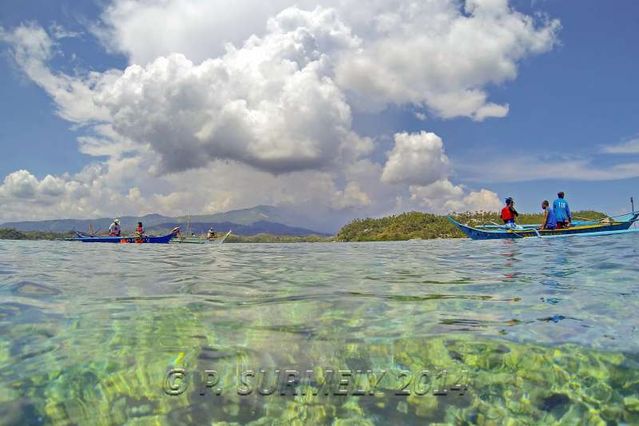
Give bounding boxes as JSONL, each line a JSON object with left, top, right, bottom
{"left": 1, "top": 236, "right": 638, "bottom": 424}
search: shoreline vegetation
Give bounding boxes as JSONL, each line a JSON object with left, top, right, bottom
{"left": 0, "top": 229, "right": 76, "bottom": 241}
{"left": 0, "top": 211, "right": 608, "bottom": 243}
{"left": 335, "top": 210, "right": 607, "bottom": 242}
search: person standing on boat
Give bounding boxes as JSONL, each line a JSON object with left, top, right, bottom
{"left": 553, "top": 192, "right": 572, "bottom": 228}
{"left": 109, "top": 219, "right": 121, "bottom": 236}
{"left": 540, "top": 200, "right": 557, "bottom": 230}
{"left": 500, "top": 197, "right": 519, "bottom": 228}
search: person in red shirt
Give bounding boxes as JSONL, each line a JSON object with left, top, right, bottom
{"left": 500, "top": 197, "right": 519, "bottom": 228}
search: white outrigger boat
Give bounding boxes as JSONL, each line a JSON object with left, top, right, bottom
{"left": 171, "top": 230, "right": 232, "bottom": 245}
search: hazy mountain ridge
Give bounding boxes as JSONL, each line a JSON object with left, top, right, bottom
{"left": 177, "top": 205, "right": 288, "bottom": 226}
{"left": 148, "top": 221, "right": 330, "bottom": 237}
{"left": 0, "top": 207, "right": 330, "bottom": 236}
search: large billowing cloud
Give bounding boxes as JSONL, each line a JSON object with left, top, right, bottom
{"left": 96, "top": 7, "right": 359, "bottom": 174}
{"left": 0, "top": 1, "right": 561, "bottom": 225}
{"left": 98, "top": 0, "right": 559, "bottom": 120}
{"left": 382, "top": 132, "right": 450, "bottom": 186}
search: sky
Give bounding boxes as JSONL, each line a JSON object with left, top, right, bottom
{"left": 1, "top": 0, "right": 638, "bottom": 229}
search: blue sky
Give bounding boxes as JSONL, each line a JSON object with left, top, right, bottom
{"left": 0, "top": 0, "right": 125, "bottom": 177}
{"left": 0, "top": 0, "right": 638, "bottom": 224}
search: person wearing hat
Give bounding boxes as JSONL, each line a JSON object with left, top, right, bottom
{"left": 500, "top": 197, "right": 519, "bottom": 228}
{"left": 207, "top": 228, "right": 217, "bottom": 240}
{"left": 109, "top": 218, "right": 122, "bottom": 236}
{"left": 553, "top": 192, "right": 572, "bottom": 228}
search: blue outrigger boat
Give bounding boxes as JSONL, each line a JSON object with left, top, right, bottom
{"left": 70, "top": 227, "right": 181, "bottom": 244}
{"left": 448, "top": 213, "right": 639, "bottom": 240}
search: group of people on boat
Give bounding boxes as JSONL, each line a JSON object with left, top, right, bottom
{"left": 108, "top": 217, "right": 217, "bottom": 241}
{"left": 501, "top": 192, "right": 572, "bottom": 230}
{"left": 108, "top": 219, "right": 145, "bottom": 238}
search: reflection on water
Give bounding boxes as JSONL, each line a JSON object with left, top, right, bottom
{"left": 1, "top": 237, "right": 639, "bottom": 424}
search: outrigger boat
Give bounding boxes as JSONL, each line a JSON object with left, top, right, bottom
{"left": 171, "top": 215, "right": 232, "bottom": 245}
{"left": 70, "top": 227, "right": 181, "bottom": 244}
{"left": 171, "top": 230, "right": 232, "bottom": 245}
{"left": 448, "top": 213, "right": 639, "bottom": 240}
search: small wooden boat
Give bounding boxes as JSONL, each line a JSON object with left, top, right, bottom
{"left": 171, "top": 230, "right": 232, "bottom": 245}
{"left": 71, "top": 227, "right": 181, "bottom": 244}
{"left": 448, "top": 213, "right": 639, "bottom": 240}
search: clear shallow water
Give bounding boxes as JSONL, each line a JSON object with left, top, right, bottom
{"left": 1, "top": 237, "right": 639, "bottom": 424}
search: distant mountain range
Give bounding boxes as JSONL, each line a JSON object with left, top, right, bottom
{"left": 0, "top": 206, "right": 333, "bottom": 236}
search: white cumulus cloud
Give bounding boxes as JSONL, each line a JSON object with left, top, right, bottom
{"left": 382, "top": 132, "right": 450, "bottom": 186}
{"left": 408, "top": 180, "right": 502, "bottom": 213}
{"left": 333, "top": 0, "right": 559, "bottom": 119}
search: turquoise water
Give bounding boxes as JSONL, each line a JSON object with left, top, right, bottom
{"left": 1, "top": 237, "right": 639, "bottom": 424}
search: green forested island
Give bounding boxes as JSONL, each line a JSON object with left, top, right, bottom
{"left": 0, "top": 229, "right": 75, "bottom": 241}
{"left": 336, "top": 210, "right": 607, "bottom": 242}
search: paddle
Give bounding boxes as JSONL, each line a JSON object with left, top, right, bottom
{"left": 218, "top": 230, "right": 232, "bottom": 244}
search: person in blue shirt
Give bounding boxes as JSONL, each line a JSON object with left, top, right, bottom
{"left": 540, "top": 200, "right": 557, "bottom": 230}
{"left": 553, "top": 192, "right": 571, "bottom": 228}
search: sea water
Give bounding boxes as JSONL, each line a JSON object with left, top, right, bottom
{"left": 1, "top": 236, "right": 638, "bottom": 424}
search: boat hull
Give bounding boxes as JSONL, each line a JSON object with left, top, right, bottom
{"left": 448, "top": 214, "right": 639, "bottom": 240}
{"left": 71, "top": 230, "right": 179, "bottom": 244}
